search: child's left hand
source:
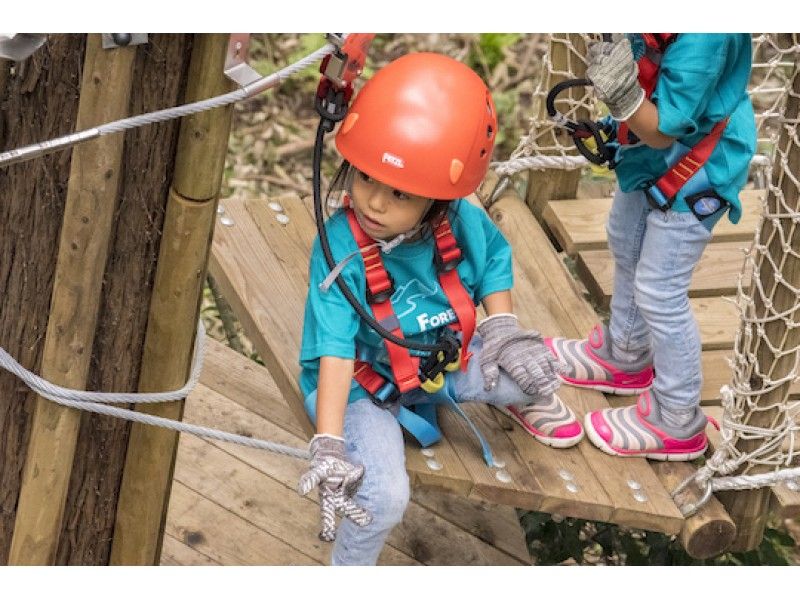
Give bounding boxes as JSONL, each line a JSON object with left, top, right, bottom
{"left": 477, "top": 314, "right": 563, "bottom": 399}
{"left": 586, "top": 37, "right": 645, "bottom": 121}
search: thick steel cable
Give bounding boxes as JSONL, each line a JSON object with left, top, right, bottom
{"left": 0, "top": 42, "right": 335, "bottom": 168}
{"left": 0, "top": 321, "right": 310, "bottom": 460}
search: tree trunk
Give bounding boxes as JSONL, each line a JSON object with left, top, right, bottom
{"left": 0, "top": 33, "right": 193, "bottom": 564}
{"left": 55, "top": 33, "right": 193, "bottom": 565}
{"left": 0, "top": 34, "right": 85, "bottom": 564}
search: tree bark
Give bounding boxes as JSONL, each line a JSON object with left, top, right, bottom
{"left": 55, "top": 33, "right": 193, "bottom": 565}
{"left": 0, "top": 34, "right": 85, "bottom": 564}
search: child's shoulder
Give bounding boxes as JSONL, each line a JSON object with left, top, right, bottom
{"left": 449, "top": 199, "right": 495, "bottom": 231}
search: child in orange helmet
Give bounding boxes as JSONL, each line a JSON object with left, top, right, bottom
{"left": 297, "top": 52, "right": 584, "bottom": 565}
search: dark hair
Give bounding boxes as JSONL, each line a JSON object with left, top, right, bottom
{"left": 326, "top": 159, "right": 463, "bottom": 241}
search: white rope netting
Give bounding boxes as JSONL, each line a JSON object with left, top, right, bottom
{"left": 685, "top": 37, "right": 800, "bottom": 507}
{"left": 493, "top": 33, "right": 797, "bottom": 179}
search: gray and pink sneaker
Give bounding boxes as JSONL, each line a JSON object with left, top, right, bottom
{"left": 496, "top": 393, "right": 584, "bottom": 448}
{"left": 545, "top": 324, "right": 654, "bottom": 396}
{"left": 584, "top": 391, "right": 718, "bottom": 461}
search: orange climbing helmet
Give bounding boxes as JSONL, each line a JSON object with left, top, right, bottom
{"left": 335, "top": 52, "right": 497, "bottom": 200}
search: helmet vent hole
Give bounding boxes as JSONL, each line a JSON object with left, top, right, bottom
{"left": 486, "top": 125, "right": 493, "bottom": 138}
{"left": 480, "top": 148, "right": 487, "bottom": 157}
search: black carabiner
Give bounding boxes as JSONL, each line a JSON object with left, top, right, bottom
{"left": 545, "top": 78, "right": 617, "bottom": 168}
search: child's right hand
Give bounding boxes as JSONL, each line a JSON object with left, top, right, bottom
{"left": 298, "top": 433, "right": 372, "bottom": 542}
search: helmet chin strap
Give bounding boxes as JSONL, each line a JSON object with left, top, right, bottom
{"left": 317, "top": 223, "right": 422, "bottom": 294}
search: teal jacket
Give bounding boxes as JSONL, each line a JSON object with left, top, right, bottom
{"left": 609, "top": 33, "right": 757, "bottom": 223}
{"left": 299, "top": 201, "right": 513, "bottom": 407}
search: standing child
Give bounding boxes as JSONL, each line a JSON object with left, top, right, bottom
{"left": 297, "top": 52, "right": 584, "bottom": 565}
{"left": 546, "top": 34, "right": 756, "bottom": 459}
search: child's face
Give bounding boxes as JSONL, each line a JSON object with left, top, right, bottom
{"left": 350, "top": 170, "right": 434, "bottom": 240}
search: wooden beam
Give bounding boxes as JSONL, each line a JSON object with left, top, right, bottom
{"left": 542, "top": 191, "right": 765, "bottom": 257}
{"left": 110, "top": 34, "right": 235, "bottom": 565}
{"left": 525, "top": 34, "right": 589, "bottom": 222}
{"left": 8, "top": 34, "right": 136, "bottom": 565}
{"left": 575, "top": 242, "right": 749, "bottom": 308}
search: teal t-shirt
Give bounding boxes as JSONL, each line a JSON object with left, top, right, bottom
{"left": 610, "top": 33, "right": 757, "bottom": 223}
{"left": 299, "top": 201, "right": 513, "bottom": 404}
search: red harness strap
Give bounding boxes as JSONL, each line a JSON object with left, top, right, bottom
{"left": 431, "top": 215, "right": 476, "bottom": 372}
{"left": 346, "top": 209, "right": 420, "bottom": 393}
{"left": 653, "top": 118, "right": 728, "bottom": 200}
{"left": 344, "top": 207, "right": 478, "bottom": 392}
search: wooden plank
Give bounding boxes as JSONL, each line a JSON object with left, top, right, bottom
{"left": 210, "top": 197, "right": 474, "bottom": 495}
{"left": 490, "top": 193, "right": 683, "bottom": 533}
{"left": 201, "top": 338, "right": 531, "bottom": 559}
{"left": 485, "top": 190, "right": 697, "bottom": 536}
{"left": 160, "top": 534, "right": 221, "bottom": 566}
{"left": 175, "top": 433, "right": 419, "bottom": 565}
{"left": 209, "top": 197, "right": 314, "bottom": 436}
{"left": 183, "top": 383, "right": 521, "bottom": 565}
{"left": 410, "top": 486, "right": 531, "bottom": 564}
{"left": 575, "top": 241, "right": 749, "bottom": 309}
{"left": 201, "top": 337, "right": 306, "bottom": 439}
{"left": 691, "top": 297, "right": 739, "bottom": 351}
{"left": 9, "top": 34, "right": 138, "bottom": 565}
{"left": 165, "top": 482, "right": 320, "bottom": 565}
{"left": 542, "top": 189, "right": 765, "bottom": 256}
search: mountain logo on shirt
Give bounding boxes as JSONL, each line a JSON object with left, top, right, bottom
{"left": 391, "top": 278, "right": 439, "bottom": 319}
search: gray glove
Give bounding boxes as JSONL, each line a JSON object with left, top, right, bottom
{"left": 477, "top": 314, "right": 563, "bottom": 399}
{"left": 298, "top": 434, "right": 372, "bottom": 542}
{"left": 586, "top": 38, "right": 645, "bottom": 121}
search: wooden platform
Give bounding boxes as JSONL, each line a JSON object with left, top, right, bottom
{"left": 206, "top": 190, "right": 716, "bottom": 539}
{"left": 162, "top": 338, "right": 532, "bottom": 565}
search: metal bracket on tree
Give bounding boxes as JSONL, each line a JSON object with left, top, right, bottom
{"left": 101, "top": 34, "right": 149, "bottom": 49}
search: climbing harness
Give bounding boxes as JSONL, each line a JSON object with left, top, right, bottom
{"left": 311, "top": 49, "right": 500, "bottom": 466}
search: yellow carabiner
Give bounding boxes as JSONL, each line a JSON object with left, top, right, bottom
{"left": 444, "top": 352, "right": 461, "bottom": 372}
{"left": 420, "top": 373, "right": 445, "bottom": 393}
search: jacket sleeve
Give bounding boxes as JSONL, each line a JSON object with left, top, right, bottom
{"left": 299, "top": 235, "right": 363, "bottom": 364}
{"left": 653, "top": 34, "right": 730, "bottom": 138}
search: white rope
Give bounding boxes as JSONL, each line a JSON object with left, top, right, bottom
{"left": 674, "top": 38, "right": 800, "bottom": 514}
{"left": 0, "top": 321, "right": 310, "bottom": 461}
{"left": 492, "top": 154, "right": 589, "bottom": 175}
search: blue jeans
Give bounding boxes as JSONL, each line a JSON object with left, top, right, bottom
{"left": 606, "top": 187, "right": 714, "bottom": 412}
{"left": 332, "top": 334, "right": 530, "bottom": 565}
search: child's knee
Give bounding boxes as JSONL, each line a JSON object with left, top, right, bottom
{"left": 633, "top": 272, "right": 687, "bottom": 321}
{"left": 367, "top": 474, "right": 410, "bottom": 528}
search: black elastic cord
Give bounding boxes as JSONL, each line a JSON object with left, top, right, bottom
{"left": 311, "top": 120, "right": 449, "bottom": 356}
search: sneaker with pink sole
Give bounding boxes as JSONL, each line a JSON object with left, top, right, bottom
{"left": 545, "top": 324, "right": 654, "bottom": 396}
{"left": 584, "top": 391, "right": 719, "bottom": 461}
{"left": 495, "top": 393, "right": 584, "bottom": 449}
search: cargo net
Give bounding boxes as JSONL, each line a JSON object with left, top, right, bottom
{"left": 684, "top": 37, "right": 800, "bottom": 511}
{"left": 493, "top": 34, "right": 797, "bottom": 181}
